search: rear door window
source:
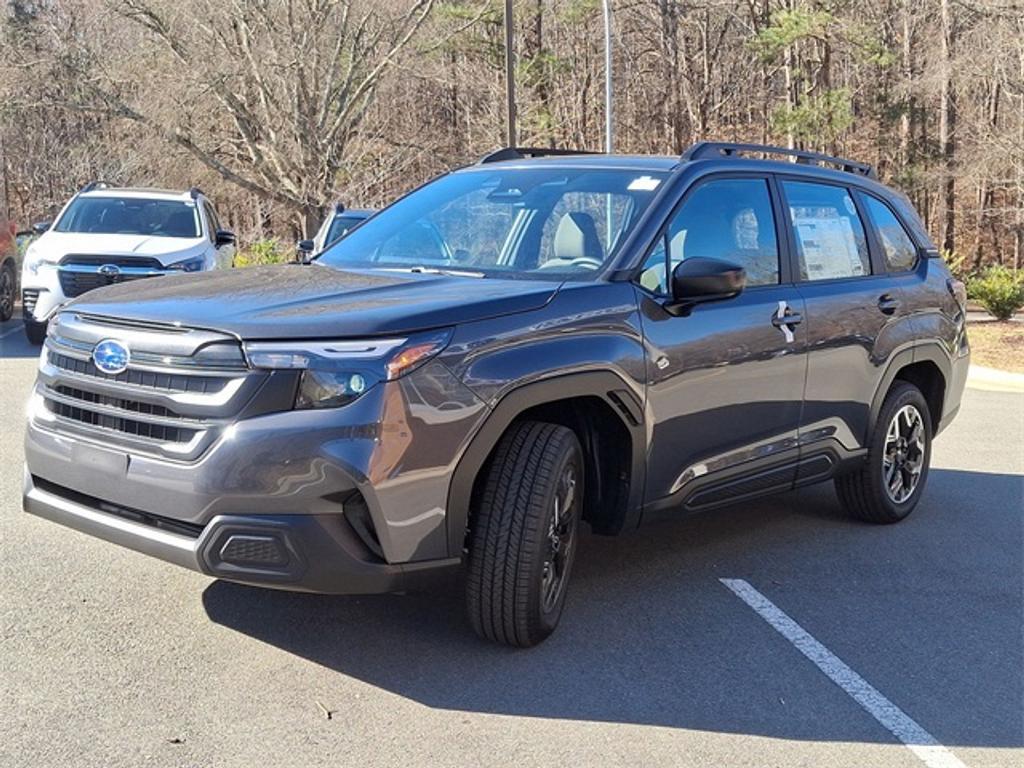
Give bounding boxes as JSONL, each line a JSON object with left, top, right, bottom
{"left": 782, "top": 181, "right": 870, "bottom": 281}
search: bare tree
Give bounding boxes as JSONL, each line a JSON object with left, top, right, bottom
{"left": 109, "top": 0, "right": 435, "bottom": 234}
{"left": 2, "top": 0, "right": 1022, "bottom": 259}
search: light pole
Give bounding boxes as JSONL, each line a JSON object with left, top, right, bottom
{"left": 504, "top": 0, "right": 517, "bottom": 148}
{"left": 603, "top": 0, "right": 613, "bottom": 154}
{"left": 603, "top": 1, "right": 614, "bottom": 241}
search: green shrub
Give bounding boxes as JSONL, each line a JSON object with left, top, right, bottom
{"left": 967, "top": 264, "right": 1024, "bottom": 320}
{"left": 942, "top": 249, "right": 971, "bottom": 282}
{"left": 233, "top": 238, "right": 291, "bottom": 267}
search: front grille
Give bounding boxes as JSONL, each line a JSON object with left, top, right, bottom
{"left": 53, "top": 385, "right": 177, "bottom": 418}
{"left": 48, "top": 350, "right": 232, "bottom": 395}
{"left": 22, "top": 289, "right": 40, "bottom": 314}
{"left": 44, "top": 398, "right": 199, "bottom": 443}
{"left": 34, "top": 315, "right": 264, "bottom": 460}
{"left": 58, "top": 269, "right": 160, "bottom": 298}
{"left": 60, "top": 255, "right": 164, "bottom": 268}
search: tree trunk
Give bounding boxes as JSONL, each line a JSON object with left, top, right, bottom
{"left": 301, "top": 204, "right": 325, "bottom": 240}
{"left": 899, "top": 0, "right": 914, "bottom": 168}
{"left": 1017, "top": 30, "right": 1024, "bottom": 270}
{"left": 938, "top": 0, "right": 956, "bottom": 254}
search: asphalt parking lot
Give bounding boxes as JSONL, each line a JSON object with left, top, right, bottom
{"left": 1, "top": 315, "right": 1021, "bottom": 768}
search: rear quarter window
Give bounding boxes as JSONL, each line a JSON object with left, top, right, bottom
{"left": 888, "top": 194, "right": 935, "bottom": 250}
{"left": 863, "top": 195, "right": 918, "bottom": 272}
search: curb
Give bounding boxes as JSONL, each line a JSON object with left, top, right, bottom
{"left": 967, "top": 364, "right": 1024, "bottom": 394}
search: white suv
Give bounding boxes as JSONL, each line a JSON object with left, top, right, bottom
{"left": 20, "top": 184, "right": 235, "bottom": 343}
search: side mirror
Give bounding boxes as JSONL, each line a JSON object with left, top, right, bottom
{"left": 215, "top": 229, "right": 236, "bottom": 248}
{"left": 32, "top": 221, "right": 52, "bottom": 235}
{"left": 296, "top": 239, "right": 315, "bottom": 263}
{"left": 667, "top": 257, "right": 745, "bottom": 315}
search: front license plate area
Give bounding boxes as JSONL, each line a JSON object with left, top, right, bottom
{"left": 71, "top": 441, "right": 129, "bottom": 476}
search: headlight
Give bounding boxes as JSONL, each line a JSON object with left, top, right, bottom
{"left": 23, "top": 245, "right": 58, "bottom": 275}
{"left": 295, "top": 370, "right": 371, "bottom": 409}
{"left": 244, "top": 329, "right": 452, "bottom": 410}
{"left": 166, "top": 256, "right": 205, "bottom": 272}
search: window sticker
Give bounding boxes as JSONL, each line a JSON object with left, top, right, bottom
{"left": 794, "top": 216, "right": 865, "bottom": 279}
{"left": 628, "top": 176, "right": 661, "bottom": 192}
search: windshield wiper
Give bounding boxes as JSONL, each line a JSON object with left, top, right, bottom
{"left": 380, "top": 265, "right": 486, "bottom": 279}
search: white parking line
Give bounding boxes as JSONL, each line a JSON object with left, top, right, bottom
{"left": 0, "top": 322, "right": 24, "bottom": 339}
{"left": 720, "top": 578, "right": 967, "bottom": 768}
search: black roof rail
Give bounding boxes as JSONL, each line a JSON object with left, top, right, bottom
{"left": 681, "top": 141, "right": 877, "bottom": 179}
{"left": 80, "top": 181, "right": 112, "bottom": 194}
{"left": 189, "top": 186, "right": 204, "bottom": 200}
{"left": 478, "top": 147, "right": 600, "bottom": 164}
{"left": 334, "top": 202, "right": 346, "bottom": 213}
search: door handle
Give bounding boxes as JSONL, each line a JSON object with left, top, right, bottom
{"left": 771, "top": 311, "right": 803, "bottom": 327}
{"left": 772, "top": 301, "right": 802, "bottom": 343}
{"left": 772, "top": 300, "right": 803, "bottom": 328}
{"left": 878, "top": 294, "right": 901, "bottom": 315}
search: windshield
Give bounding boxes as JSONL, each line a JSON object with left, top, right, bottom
{"left": 324, "top": 215, "right": 369, "bottom": 248}
{"left": 318, "top": 167, "right": 668, "bottom": 279}
{"left": 55, "top": 197, "right": 201, "bottom": 238}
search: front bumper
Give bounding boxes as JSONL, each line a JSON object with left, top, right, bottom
{"left": 26, "top": 361, "right": 487, "bottom": 564}
{"left": 24, "top": 324, "right": 490, "bottom": 592}
{"left": 23, "top": 309, "right": 490, "bottom": 592}
{"left": 23, "top": 469, "right": 461, "bottom": 593}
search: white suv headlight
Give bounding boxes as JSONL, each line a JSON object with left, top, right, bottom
{"left": 166, "top": 255, "right": 206, "bottom": 272}
{"left": 23, "top": 244, "right": 59, "bottom": 275}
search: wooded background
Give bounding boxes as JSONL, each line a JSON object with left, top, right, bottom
{"left": 1, "top": 0, "right": 1021, "bottom": 266}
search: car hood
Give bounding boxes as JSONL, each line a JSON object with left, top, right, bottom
{"left": 67, "top": 264, "right": 561, "bottom": 338}
{"left": 35, "top": 231, "right": 207, "bottom": 265}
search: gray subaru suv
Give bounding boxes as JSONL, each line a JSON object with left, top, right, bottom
{"left": 23, "top": 143, "right": 969, "bottom": 646}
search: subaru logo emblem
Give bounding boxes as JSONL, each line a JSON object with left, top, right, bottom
{"left": 98, "top": 263, "right": 120, "bottom": 277}
{"left": 92, "top": 339, "right": 131, "bottom": 375}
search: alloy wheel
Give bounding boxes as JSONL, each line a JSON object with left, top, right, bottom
{"left": 882, "top": 404, "right": 926, "bottom": 504}
{"left": 540, "top": 463, "right": 579, "bottom": 613}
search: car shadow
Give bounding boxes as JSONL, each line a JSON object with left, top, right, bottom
{"left": 202, "top": 468, "right": 1022, "bottom": 748}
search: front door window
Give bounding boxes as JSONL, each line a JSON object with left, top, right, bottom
{"left": 640, "top": 178, "right": 779, "bottom": 294}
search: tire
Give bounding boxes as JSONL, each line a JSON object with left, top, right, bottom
{"left": 24, "top": 319, "right": 47, "bottom": 345}
{"left": 465, "top": 421, "right": 583, "bottom": 647}
{"left": 0, "top": 261, "right": 14, "bottom": 322}
{"left": 835, "top": 382, "right": 932, "bottom": 524}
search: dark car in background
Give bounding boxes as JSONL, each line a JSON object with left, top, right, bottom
{"left": 297, "top": 204, "right": 374, "bottom": 261}
{"left": 23, "top": 142, "right": 968, "bottom": 647}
